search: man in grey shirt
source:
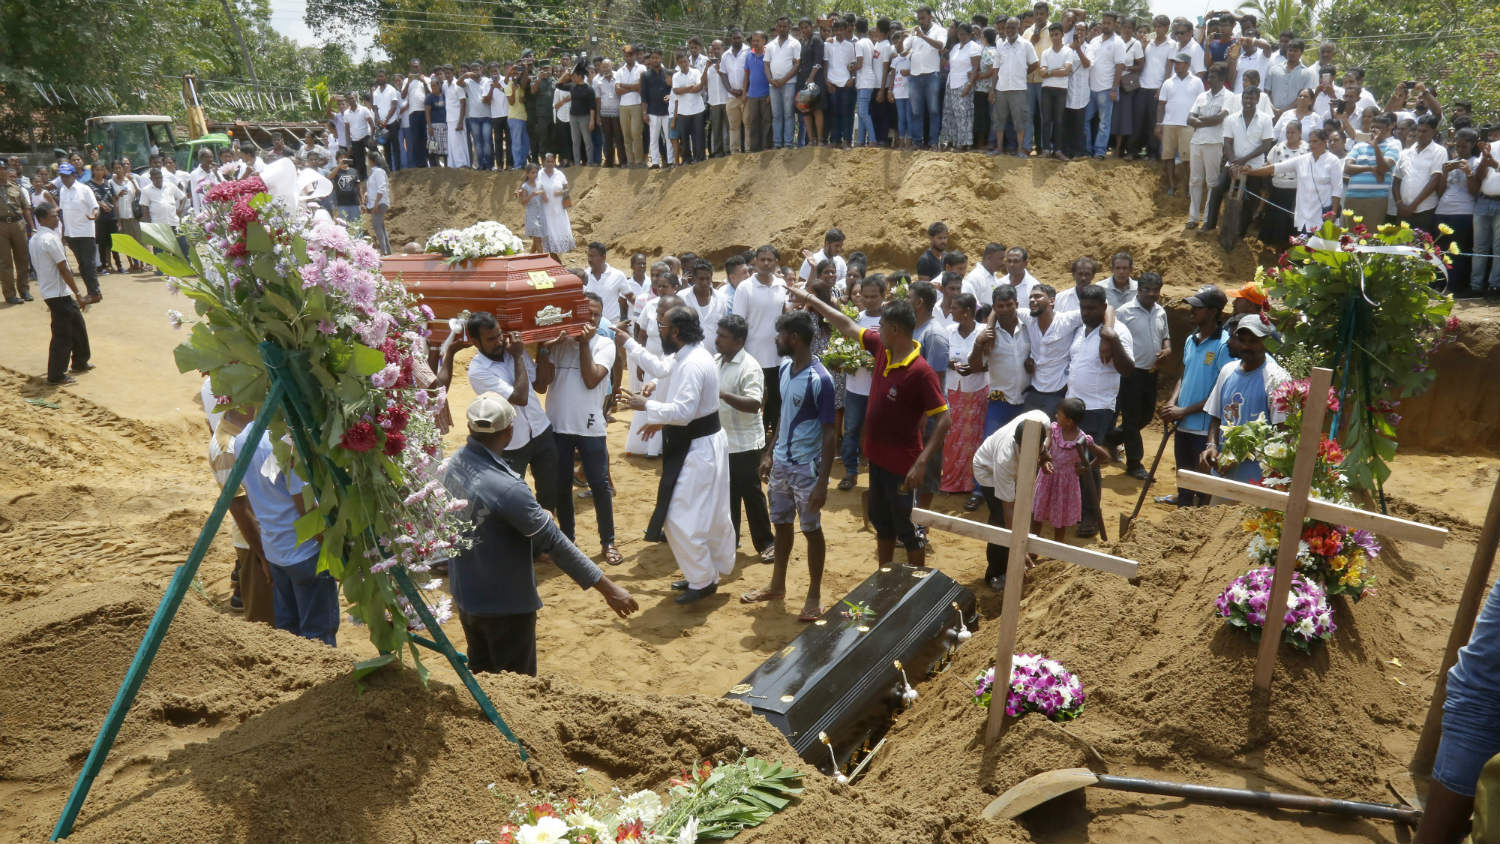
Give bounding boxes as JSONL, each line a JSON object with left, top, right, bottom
{"left": 442, "top": 393, "right": 637, "bottom": 675}
{"left": 1264, "top": 38, "right": 1315, "bottom": 115}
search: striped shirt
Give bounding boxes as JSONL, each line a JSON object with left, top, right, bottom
{"left": 1345, "top": 138, "right": 1402, "bottom": 199}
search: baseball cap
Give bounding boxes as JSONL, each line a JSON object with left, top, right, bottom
{"left": 1228, "top": 281, "right": 1269, "bottom": 306}
{"left": 1174, "top": 52, "right": 1192, "bottom": 63}
{"left": 1184, "top": 284, "right": 1227, "bottom": 310}
{"left": 1236, "top": 312, "right": 1275, "bottom": 338}
{"left": 57, "top": 163, "right": 76, "bottom": 176}
{"left": 467, "top": 392, "right": 516, "bottom": 433}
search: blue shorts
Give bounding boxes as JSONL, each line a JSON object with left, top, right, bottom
{"left": 768, "top": 459, "right": 822, "bottom": 532}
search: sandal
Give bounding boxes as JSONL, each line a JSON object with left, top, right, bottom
{"left": 837, "top": 475, "right": 857, "bottom": 491}
{"left": 798, "top": 605, "right": 826, "bottom": 622}
{"left": 603, "top": 545, "right": 625, "bottom": 566}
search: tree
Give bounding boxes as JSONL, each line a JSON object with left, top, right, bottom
{"left": 1237, "top": 0, "right": 1314, "bottom": 38}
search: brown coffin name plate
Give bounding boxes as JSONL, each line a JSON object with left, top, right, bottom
{"left": 381, "top": 253, "right": 594, "bottom": 345}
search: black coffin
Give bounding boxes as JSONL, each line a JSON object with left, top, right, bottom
{"left": 724, "top": 565, "right": 978, "bottom": 774}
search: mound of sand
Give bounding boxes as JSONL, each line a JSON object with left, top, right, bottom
{"left": 856, "top": 503, "right": 1474, "bottom": 841}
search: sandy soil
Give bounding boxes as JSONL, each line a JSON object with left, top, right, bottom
{"left": 1, "top": 150, "right": 1497, "bottom": 843}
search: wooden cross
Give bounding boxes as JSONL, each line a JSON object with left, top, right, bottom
{"left": 1175, "top": 367, "right": 1449, "bottom": 694}
{"left": 913, "top": 418, "right": 1141, "bottom": 746}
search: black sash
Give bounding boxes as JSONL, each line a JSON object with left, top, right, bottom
{"left": 644, "top": 413, "right": 722, "bottom": 541}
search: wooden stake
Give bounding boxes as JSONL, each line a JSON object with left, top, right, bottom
{"left": 1411, "top": 476, "right": 1500, "bottom": 776}
{"left": 1254, "top": 366, "right": 1333, "bottom": 693}
{"left": 987, "top": 418, "right": 1042, "bottom": 745}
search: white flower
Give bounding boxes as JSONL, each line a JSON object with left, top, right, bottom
{"left": 675, "top": 816, "right": 699, "bottom": 844}
{"left": 166, "top": 309, "right": 185, "bottom": 329}
{"left": 1293, "top": 617, "right": 1317, "bottom": 639}
{"left": 515, "top": 816, "right": 568, "bottom": 844}
{"left": 618, "top": 789, "right": 664, "bottom": 825}
{"left": 565, "top": 811, "right": 610, "bottom": 841}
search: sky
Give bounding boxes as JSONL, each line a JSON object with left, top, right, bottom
{"left": 269, "top": 0, "right": 1223, "bottom": 54}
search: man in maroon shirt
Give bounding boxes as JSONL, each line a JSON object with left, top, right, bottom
{"left": 787, "top": 280, "right": 950, "bottom": 567}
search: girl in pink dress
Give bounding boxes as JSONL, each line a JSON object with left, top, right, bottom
{"left": 1032, "top": 398, "right": 1112, "bottom": 541}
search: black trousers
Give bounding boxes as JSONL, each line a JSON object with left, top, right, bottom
{"left": 761, "top": 367, "right": 782, "bottom": 438}
{"left": 458, "top": 610, "right": 537, "bottom": 675}
{"left": 492, "top": 117, "right": 509, "bottom": 169}
{"left": 46, "top": 295, "right": 90, "bottom": 381}
{"left": 979, "top": 485, "right": 1008, "bottom": 582}
{"left": 679, "top": 111, "right": 707, "bottom": 163}
{"left": 502, "top": 427, "right": 560, "bottom": 512}
{"left": 1174, "top": 430, "right": 1210, "bottom": 506}
{"left": 64, "top": 236, "right": 99, "bottom": 297}
{"left": 729, "top": 449, "right": 775, "bottom": 553}
{"left": 1079, "top": 408, "right": 1113, "bottom": 527}
{"left": 1112, "top": 368, "right": 1158, "bottom": 469}
{"left": 1062, "top": 107, "right": 1087, "bottom": 158}
{"left": 350, "top": 136, "right": 370, "bottom": 182}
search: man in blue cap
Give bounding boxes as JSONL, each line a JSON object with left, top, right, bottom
{"left": 54, "top": 162, "right": 101, "bottom": 302}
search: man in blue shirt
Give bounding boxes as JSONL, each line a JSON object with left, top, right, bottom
{"left": 442, "top": 393, "right": 637, "bottom": 675}
{"left": 1159, "top": 284, "right": 1228, "bottom": 506}
{"left": 745, "top": 32, "right": 772, "bottom": 151}
{"left": 740, "top": 310, "right": 836, "bottom": 622}
{"left": 1202, "top": 312, "right": 1289, "bottom": 483}
{"left": 234, "top": 427, "right": 339, "bottom": 645}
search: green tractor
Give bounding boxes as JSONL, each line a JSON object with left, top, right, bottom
{"left": 84, "top": 115, "right": 232, "bottom": 172}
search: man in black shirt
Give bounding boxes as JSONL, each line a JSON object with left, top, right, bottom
{"left": 915, "top": 221, "right": 949, "bottom": 280}
{"left": 641, "top": 50, "right": 674, "bottom": 167}
{"left": 331, "top": 153, "right": 362, "bottom": 223}
{"left": 566, "top": 66, "right": 598, "bottom": 166}
{"left": 528, "top": 63, "right": 554, "bottom": 161}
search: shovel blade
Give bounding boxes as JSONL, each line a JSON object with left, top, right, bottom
{"left": 983, "top": 768, "right": 1101, "bottom": 820}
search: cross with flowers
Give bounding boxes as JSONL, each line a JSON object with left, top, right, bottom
{"left": 1176, "top": 367, "right": 1449, "bottom": 695}
{"left": 913, "top": 418, "right": 1140, "bottom": 745}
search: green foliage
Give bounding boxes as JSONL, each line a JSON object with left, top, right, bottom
{"left": 1319, "top": 0, "right": 1500, "bottom": 119}
{"left": 654, "top": 753, "right": 805, "bottom": 841}
{"left": 1236, "top": 0, "right": 1313, "bottom": 40}
{"left": 1265, "top": 214, "right": 1457, "bottom": 492}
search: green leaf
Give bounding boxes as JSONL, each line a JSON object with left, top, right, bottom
{"left": 294, "top": 508, "right": 326, "bottom": 544}
{"left": 352, "top": 654, "right": 396, "bottom": 694}
{"left": 245, "top": 221, "right": 273, "bottom": 253}
{"left": 351, "top": 343, "right": 386, "bottom": 376}
{"left": 136, "top": 223, "right": 185, "bottom": 259}
{"left": 112, "top": 233, "right": 194, "bottom": 277}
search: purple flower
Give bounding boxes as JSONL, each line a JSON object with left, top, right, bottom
{"left": 1348, "top": 529, "right": 1381, "bottom": 559}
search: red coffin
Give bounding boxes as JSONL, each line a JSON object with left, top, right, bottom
{"left": 381, "top": 253, "right": 594, "bottom": 345}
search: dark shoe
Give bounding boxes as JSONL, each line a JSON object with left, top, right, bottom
{"left": 1075, "top": 521, "right": 1098, "bottom": 538}
{"left": 986, "top": 574, "right": 1006, "bottom": 592}
{"left": 675, "top": 583, "right": 718, "bottom": 604}
{"left": 229, "top": 591, "right": 244, "bottom": 611}
{"left": 643, "top": 530, "right": 666, "bottom": 543}
{"left": 21, "top": 292, "right": 33, "bottom": 301}
{"left": 47, "top": 375, "right": 78, "bottom": 385}
{"left": 4, "top": 297, "right": 19, "bottom": 305}
{"left": 964, "top": 492, "right": 983, "bottom": 512}
{"left": 671, "top": 579, "right": 689, "bottom": 591}
{"left": 1126, "top": 465, "right": 1150, "bottom": 480}
{"left": 71, "top": 363, "right": 96, "bottom": 373}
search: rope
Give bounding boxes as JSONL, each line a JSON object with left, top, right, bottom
{"left": 1242, "top": 185, "right": 1500, "bottom": 259}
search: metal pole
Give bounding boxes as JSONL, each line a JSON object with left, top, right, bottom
{"left": 51, "top": 381, "right": 287, "bottom": 841}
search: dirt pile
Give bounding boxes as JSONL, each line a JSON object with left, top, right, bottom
{"left": 858, "top": 504, "right": 1473, "bottom": 839}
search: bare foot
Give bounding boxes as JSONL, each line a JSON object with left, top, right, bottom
{"left": 740, "top": 587, "right": 785, "bottom": 604}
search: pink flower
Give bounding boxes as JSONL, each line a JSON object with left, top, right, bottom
{"left": 382, "top": 431, "right": 406, "bottom": 457}
{"left": 340, "top": 421, "right": 378, "bottom": 451}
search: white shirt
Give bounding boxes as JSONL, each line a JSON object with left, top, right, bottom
{"left": 1115, "top": 299, "right": 1169, "bottom": 370}
{"left": 109, "top": 177, "right": 137, "bottom": 219}
{"left": 984, "top": 319, "right": 1031, "bottom": 402}
{"left": 766, "top": 34, "right": 801, "bottom": 81}
{"left": 685, "top": 288, "right": 730, "bottom": 352}
{"left": 364, "top": 167, "right": 389, "bottom": 209}
{"left": 1039, "top": 46, "right": 1076, "bottom": 90}
{"left": 468, "top": 350, "right": 551, "bottom": 449}
{"left": 401, "top": 75, "right": 428, "bottom": 126}
{"left": 615, "top": 62, "right": 644, "bottom": 107}
{"left": 1066, "top": 323, "right": 1132, "bottom": 411}
{"left": 1086, "top": 34, "right": 1125, "bottom": 92}
{"left": 545, "top": 334, "right": 616, "bottom": 437}
{"left": 873, "top": 38, "right": 892, "bottom": 88}
{"left": 1026, "top": 309, "right": 1082, "bottom": 393}
{"left": 947, "top": 41, "right": 981, "bottom": 89}
{"left": 1223, "top": 110, "right": 1275, "bottom": 167}
{"left": 1271, "top": 150, "right": 1346, "bottom": 231}
{"left": 826, "top": 37, "right": 857, "bottom": 87}
{"left": 732, "top": 276, "right": 789, "bottom": 368}
{"left": 1273, "top": 109, "right": 1321, "bottom": 143}
{"left": 944, "top": 322, "right": 986, "bottom": 393}
{"left": 1480, "top": 141, "right": 1500, "bottom": 196}
{"left": 189, "top": 166, "right": 219, "bottom": 211}
{"left": 704, "top": 62, "right": 727, "bottom": 106}
{"left": 1005, "top": 271, "right": 1039, "bottom": 307}
{"left": 844, "top": 312, "right": 883, "bottom": 395}
{"left": 1189, "top": 87, "right": 1235, "bottom": 145}
{"left": 672, "top": 68, "right": 706, "bottom": 115}
{"left": 138, "top": 182, "right": 182, "bottom": 227}
{"left": 442, "top": 81, "right": 466, "bottom": 124}
{"left": 962, "top": 264, "right": 1000, "bottom": 306}
{"left": 461, "top": 76, "right": 490, "bottom": 120}
{"left": 1158, "top": 73, "right": 1204, "bottom": 126}
{"left": 1140, "top": 38, "right": 1176, "bottom": 89}
{"left": 891, "top": 55, "right": 911, "bottom": 98}
{"left": 994, "top": 37, "right": 1039, "bottom": 92}
{"left": 1066, "top": 41, "right": 1092, "bottom": 109}
{"left": 1232, "top": 48, "right": 1269, "bottom": 93}
{"left": 30, "top": 224, "right": 71, "bottom": 299}
{"left": 716, "top": 49, "right": 746, "bottom": 94}
{"left": 347, "top": 106, "right": 375, "bottom": 141}
{"left": 907, "top": 22, "right": 948, "bottom": 75}
{"left": 644, "top": 344, "right": 721, "bottom": 425}
{"left": 585, "top": 264, "right": 630, "bottom": 322}
{"left": 488, "top": 76, "right": 509, "bottom": 119}
{"left": 1395, "top": 141, "right": 1450, "bottom": 212}
{"left": 373, "top": 83, "right": 402, "bottom": 124}
{"left": 717, "top": 348, "right": 766, "bottom": 453}
{"left": 1315, "top": 86, "right": 1377, "bottom": 122}
{"left": 1172, "top": 37, "right": 1206, "bottom": 75}
{"left": 1267, "top": 140, "right": 1306, "bottom": 188}
{"left": 55, "top": 180, "right": 100, "bottom": 237}
{"left": 296, "top": 168, "right": 332, "bottom": 205}
{"left": 798, "top": 249, "right": 847, "bottom": 286}
{"left": 552, "top": 87, "right": 569, "bottom": 124}
{"left": 972, "top": 409, "right": 1050, "bottom": 494}
{"left": 854, "top": 37, "right": 879, "bottom": 88}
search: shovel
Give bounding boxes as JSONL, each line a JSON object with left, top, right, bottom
{"left": 983, "top": 767, "right": 1423, "bottom": 824}
{"left": 1218, "top": 174, "right": 1246, "bottom": 253}
{"left": 1119, "top": 421, "right": 1177, "bottom": 538}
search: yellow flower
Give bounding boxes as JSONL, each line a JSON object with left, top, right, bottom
{"left": 1342, "top": 208, "right": 1354, "bottom": 217}
{"left": 1329, "top": 553, "right": 1348, "bottom": 572}
{"left": 1242, "top": 517, "right": 1261, "bottom": 532}
{"left": 1401, "top": 221, "right": 1411, "bottom": 229}
{"left": 1450, "top": 241, "right": 1461, "bottom": 255}
{"left": 1438, "top": 222, "right": 1455, "bottom": 236}
{"left": 1353, "top": 215, "right": 1364, "bottom": 224}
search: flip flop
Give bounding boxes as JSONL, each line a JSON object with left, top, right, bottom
{"left": 837, "top": 476, "right": 857, "bottom": 491}
{"left": 740, "top": 588, "right": 784, "bottom": 604}
{"left": 798, "top": 606, "right": 826, "bottom": 622}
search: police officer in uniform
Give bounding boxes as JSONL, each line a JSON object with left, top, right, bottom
{"left": 0, "top": 163, "right": 33, "bottom": 304}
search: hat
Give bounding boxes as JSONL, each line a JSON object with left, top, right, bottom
{"left": 1174, "top": 52, "right": 1192, "bottom": 63}
{"left": 57, "top": 163, "right": 76, "bottom": 176}
{"left": 1184, "top": 284, "right": 1227, "bottom": 310}
{"left": 1228, "top": 281, "right": 1269, "bottom": 306}
{"left": 1236, "top": 312, "right": 1275, "bottom": 338}
{"left": 468, "top": 392, "right": 517, "bottom": 433}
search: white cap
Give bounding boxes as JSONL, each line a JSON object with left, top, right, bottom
{"left": 467, "top": 392, "right": 516, "bottom": 433}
